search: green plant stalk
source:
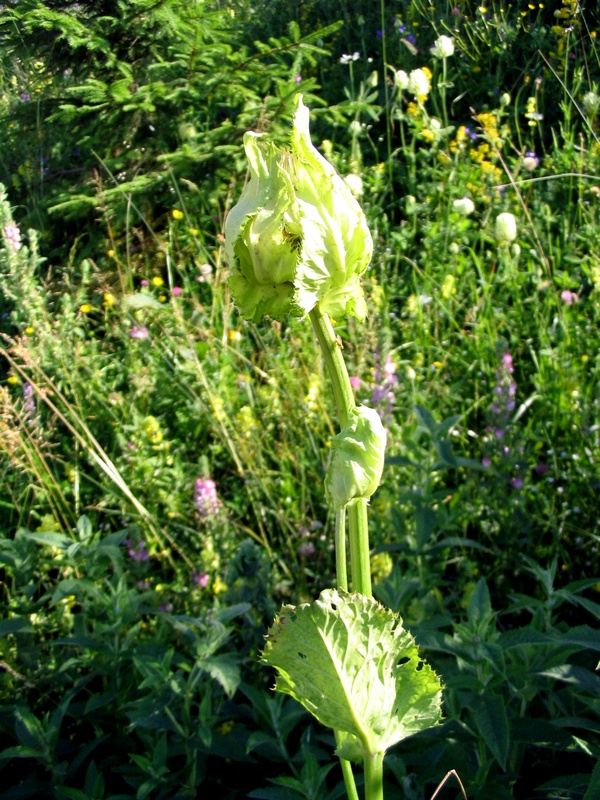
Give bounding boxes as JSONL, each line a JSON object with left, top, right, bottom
{"left": 364, "top": 753, "right": 384, "bottom": 800}
{"left": 309, "top": 307, "right": 373, "bottom": 598}
{"left": 309, "top": 305, "right": 380, "bottom": 799}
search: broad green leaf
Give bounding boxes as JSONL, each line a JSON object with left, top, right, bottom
{"left": 582, "top": 757, "right": 600, "bottom": 800}
{"left": 261, "top": 588, "right": 442, "bottom": 761}
{"left": 472, "top": 694, "right": 510, "bottom": 770}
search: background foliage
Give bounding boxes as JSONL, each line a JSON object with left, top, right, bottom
{"left": 0, "top": 1, "right": 599, "bottom": 798}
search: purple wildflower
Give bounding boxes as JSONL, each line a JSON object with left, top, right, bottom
{"left": 195, "top": 478, "right": 219, "bottom": 516}
{"left": 126, "top": 539, "right": 150, "bottom": 562}
{"left": 193, "top": 570, "right": 209, "bottom": 588}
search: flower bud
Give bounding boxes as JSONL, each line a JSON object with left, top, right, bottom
{"left": 225, "top": 95, "right": 373, "bottom": 322}
{"left": 495, "top": 212, "right": 518, "bottom": 243}
{"left": 453, "top": 197, "right": 475, "bottom": 216}
{"left": 325, "top": 406, "right": 386, "bottom": 510}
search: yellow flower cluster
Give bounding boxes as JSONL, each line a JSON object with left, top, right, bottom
{"left": 449, "top": 125, "right": 470, "bottom": 153}
{"left": 476, "top": 112, "right": 502, "bottom": 146}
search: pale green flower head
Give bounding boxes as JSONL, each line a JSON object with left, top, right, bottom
{"left": 225, "top": 95, "right": 373, "bottom": 322}
{"left": 495, "top": 212, "right": 518, "bottom": 243}
{"left": 325, "top": 405, "right": 386, "bottom": 510}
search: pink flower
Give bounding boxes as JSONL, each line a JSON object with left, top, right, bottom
{"left": 141, "top": 279, "right": 150, "bottom": 287}
{"left": 193, "top": 571, "right": 209, "bottom": 588}
{"left": 349, "top": 376, "right": 361, "bottom": 391}
{"left": 130, "top": 325, "right": 149, "bottom": 339}
{"left": 195, "top": 478, "right": 219, "bottom": 516}
{"left": 561, "top": 290, "right": 578, "bottom": 305}
{"left": 3, "top": 224, "right": 21, "bottom": 251}
{"left": 172, "top": 286, "right": 182, "bottom": 296}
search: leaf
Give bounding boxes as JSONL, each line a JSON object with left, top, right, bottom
{"left": 472, "top": 694, "right": 510, "bottom": 770}
{"left": 261, "top": 589, "right": 442, "bottom": 761}
{"left": 122, "top": 293, "right": 164, "bottom": 310}
{"left": 414, "top": 506, "right": 436, "bottom": 551}
{"left": 467, "top": 578, "right": 493, "bottom": 627}
{"left": 583, "top": 757, "right": 600, "bottom": 800}
{"left": 200, "top": 655, "right": 240, "bottom": 698}
{"left": 414, "top": 405, "right": 437, "bottom": 434}
{"left": 0, "top": 617, "right": 34, "bottom": 636}
{"left": 538, "top": 665, "right": 600, "bottom": 693}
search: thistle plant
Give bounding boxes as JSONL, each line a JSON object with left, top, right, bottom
{"left": 225, "top": 95, "right": 442, "bottom": 800}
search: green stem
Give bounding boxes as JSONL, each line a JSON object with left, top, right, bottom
{"left": 348, "top": 499, "right": 372, "bottom": 597}
{"left": 335, "top": 507, "right": 348, "bottom": 591}
{"left": 309, "top": 307, "right": 354, "bottom": 428}
{"left": 364, "top": 752, "right": 384, "bottom": 800}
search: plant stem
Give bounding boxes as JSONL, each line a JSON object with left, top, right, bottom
{"left": 335, "top": 507, "right": 348, "bottom": 591}
{"left": 364, "top": 752, "right": 384, "bottom": 800}
{"left": 309, "top": 306, "right": 373, "bottom": 599}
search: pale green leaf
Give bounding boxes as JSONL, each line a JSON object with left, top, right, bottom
{"left": 261, "top": 588, "right": 442, "bottom": 760}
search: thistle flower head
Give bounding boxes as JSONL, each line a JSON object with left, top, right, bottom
{"left": 225, "top": 95, "right": 372, "bottom": 322}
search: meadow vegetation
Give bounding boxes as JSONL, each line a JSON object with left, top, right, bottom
{"left": 0, "top": 0, "right": 599, "bottom": 798}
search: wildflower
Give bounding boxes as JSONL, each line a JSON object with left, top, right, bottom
{"left": 225, "top": 94, "right": 372, "bottom": 322}
{"left": 394, "top": 69, "right": 409, "bottom": 90}
{"left": 192, "top": 570, "right": 209, "bottom": 588}
{"left": 151, "top": 276, "right": 164, "bottom": 287}
{"left": 195, "top": 477, "right": 220, "bottom": 516}
{"left": 7, "top": 375, "right": 19, "bottom": 385}
{"left": 23, "top": 382, "right": 35, "bottom": 423}
{"left": 172, "top": 286, "right": 182, "bottom": 296}
{"left": 126, "top": 539, "right": 150, "bottom": 562}
{"left": 24, "top": 325, "right": 34, "bottom": 335}
{"left": 228, "top": 329, "right": 242, "bottom": 342}
{"left": 349, "top": 376, "right": 361, "bottom": 391}
{"left": 297, "top": 541, "right": 316, "bottom": 558}
{"left": 3, "top": 223, "right": 21, "bottom": 250}
{"left": 20, "top": 91, "right": 31, "bottom": 102}
{"left": 509, "top": 477, "right": 524, "bottom": 490}
{"left": 143, "top": 416, "right": 163, "bottom": 445}
{"left": 495, "top": 212, "right": 518, "bottom": 243}
{"left": 141, "top": 279, "right": 150, "bottom": 287}
{"left": 561, "top": 289, "right": 578, "bottom": 305}
{"left": 79, "top": 303, "right": 92, "bottom": 314}
{"left": 189, "top": 227, "right": 199, "bottom": 235}
{"left": 197, "top": 263, "right": 213, "bottom": 282}
{"left": 441, "top": 274, "right": 456, "bottom": 299}
{"left": 431, "top": 35, "right": 455, "bottom": 58}
{"left": 408, "top": 68, "right": 431, "bottom": 101}
{"left": 172, "top": 209, "right": 184, "bottom": 220}
{"left": 522, "top": 151, "right": 539, "bottom": 171}
{"left": 212, "top": 577, "right": 228, "bottom": 595}
{"left": 130, "top": 325, "right": 149, "bottom": 339}
{"left": 583, "top": 91, "right": 600, "bottom": 116}
{"left": 453, "top": 197, "right": 475, "bottom": 216}
{"left": 103, "top": 292, "right": 116, "bottom": 308}
{"left": 340, "top": 52, "right": 360, "bottom": 64}
{"left": 344, "top": 173, "right": 364, "bottom": 197}
{"left": 107, "top": 249, "right": 116, "bottom": 258}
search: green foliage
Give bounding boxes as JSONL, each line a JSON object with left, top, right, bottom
{"left": 0, "top": 0, "right": 600, "bottom": 797}
{"left": 263, "top": 588, "right": 442, "bottom": 762}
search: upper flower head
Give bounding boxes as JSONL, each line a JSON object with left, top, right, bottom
{"left": 225, "top": 95, "right": 372, "bottom": 322}
{"left": 408, "top": 68, "right": 431, "bottom": 101}
{"left": 431, "top": 35, "right": 455, "bottom": 58}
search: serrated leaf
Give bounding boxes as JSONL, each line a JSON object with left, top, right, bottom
{"left": 261, "top": 589, "right": 442, "bottom": 760}
{"left": 200, "top": 655, "right": 240, "bottom": 698}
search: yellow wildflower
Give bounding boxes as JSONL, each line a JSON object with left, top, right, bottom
{"left": 24, "top": 326, "right": 34, "bottom": 335}
{"left": 79, "top": 303, "right": 92, "bottom": 314}
{"left": 7, "top": 375, "right": 19, "bottom": 385}
{"left": 103, "top": 292, "right": 116, "bottom": 308}
{"left": 212, "top": 578, "right": 228, "bottom": 595}
{"left": 172, "top": 209, "right": 184, "bottom": 220}
{"left": 151, "top": 276, "right": 164, "bottom": 287}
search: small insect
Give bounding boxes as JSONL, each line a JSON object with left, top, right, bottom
{"left": 282, "top": 227, "right": 302, "bottom": 252}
